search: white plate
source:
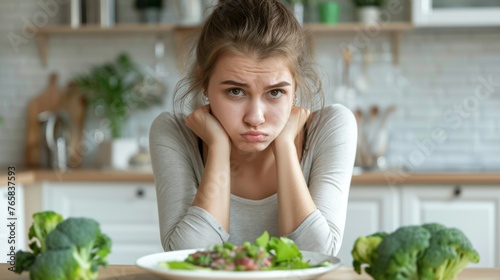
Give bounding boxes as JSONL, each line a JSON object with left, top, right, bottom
{"left": 136, "top": 249, "right": 342, "bottom": 280}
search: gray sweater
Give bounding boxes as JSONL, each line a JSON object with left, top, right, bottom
{"left": 149, "top": 104, "right": 357, "bottom": 256}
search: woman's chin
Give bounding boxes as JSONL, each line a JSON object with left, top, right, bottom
{"left": 233, "top": 141, "right": 271, "bottom": 154}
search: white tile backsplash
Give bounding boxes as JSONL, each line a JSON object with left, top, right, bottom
{"left": 0, "top": 0, "right": 499, "bottom": 171}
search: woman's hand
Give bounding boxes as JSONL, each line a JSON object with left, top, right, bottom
{"left": 185, "top": 105, "right": 231, "bottom": 149}
{"left": 274, "top": 106, "right": 311, "bottom": 146}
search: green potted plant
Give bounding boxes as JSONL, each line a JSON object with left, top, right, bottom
{"left": 75, "top": 53, "right": 150, "bottom": 139}
{"left": 353, "top": 0, "right": 385, "bottom": 24}
{"left": 75, "top": 53, "right": 162, "bottom": 170}
{"left": 135, "top": 0, "right": 164, "bottom": 23}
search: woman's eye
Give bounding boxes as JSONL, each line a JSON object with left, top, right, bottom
{"left": 268, "top": 89, "right": 284, "bottom": 99}
{"left": 227, "top": 88, "right": 244, "bottom": 97}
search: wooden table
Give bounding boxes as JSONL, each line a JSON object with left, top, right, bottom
{"left": 1, "top": 264, "right": 499, "bottom": 280}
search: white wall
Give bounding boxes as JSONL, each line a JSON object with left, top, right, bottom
{"left": 0, "top": 0, "right": 499, "bottom": 171}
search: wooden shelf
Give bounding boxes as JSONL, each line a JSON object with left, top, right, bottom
{"left": 36, "top": 22, "right": 413, "bottom": 68}
{"left": 37, "top": 22, "right": 413, "bottom": 34}
{"left": 38, "top": 24, "right": 176, "bottom": 34}
{"left": 303, "top": 22, "right": 413, "bottom": 65}
{"left": 304, "top": 22, "right": 413, "bottom": 33}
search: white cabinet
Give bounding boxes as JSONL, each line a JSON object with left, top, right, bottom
{"left": 401, "top": 185, "right": 500, "bottom": 267}
{"left": 336, "top": 185, "right": 400, "bottom": 266}
{"left": 40, "top": 182, "right": 164, "bottom": 265}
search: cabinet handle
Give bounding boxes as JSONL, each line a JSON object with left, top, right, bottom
{"left": 454, "top": 185, "right": 462, "bottom": 197}
{"left": 136, "top": 189, "right": 145, "bottom": 198}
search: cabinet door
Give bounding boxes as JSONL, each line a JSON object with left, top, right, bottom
{"left": 43, "top": 182, "right": 164, "bottom": 264}
{"left": 336, "top": 185, "right": 400, "bottom": 266}
{"left": 401, "top": 185, "right": 500, "bottom": 267}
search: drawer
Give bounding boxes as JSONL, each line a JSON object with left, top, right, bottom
{"left": 43, "top": 182, "right": 158, "bottom": 224}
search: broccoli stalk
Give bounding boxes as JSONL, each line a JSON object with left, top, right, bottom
{"left": 352, "top": 232, "right": 387, "bottom": 274}
{"left": 419, "top": 224, "right": 480, "bottom": 280}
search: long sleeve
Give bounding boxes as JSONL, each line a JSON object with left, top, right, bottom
{"left": 149, "top": 112, "right": 229, "bottom": 251}
{"left": 287, "top": 104, "right": 357, "bottom": 256}
{"left": 150, "top": 106, "right": 356, "bottom": 254}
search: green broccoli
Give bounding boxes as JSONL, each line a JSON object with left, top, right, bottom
{"left": 352, "top": 232, "right": 388, "bottom": 274}
{"left": 28, "top": 211, "right": 64, "bottom": 255}
{"left": 351, "top": 223, "right": 480, "bottom": 280}
{"left": 369, "top": 225, "right": 431, "bottom": 280}
{"left": 419, "top": 223, "right": 480, "bottom": 280}
{"left": 29, "top": 249, "right": 80, "bottom": 280}
{"left": 15, "top": 211, "right": 112, "bottom": 280}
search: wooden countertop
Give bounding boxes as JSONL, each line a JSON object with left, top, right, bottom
{"left": 1, "top": 264, "right": 499, "bottom": 280}
{"left": 1, "top": 169, "right": 500, "bottom": 185}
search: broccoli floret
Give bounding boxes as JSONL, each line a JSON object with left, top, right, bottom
{"left": 352, "top": 232, "right": 388, "bottom": 274}
{"left": 45, "top": 218, "right": 112, "bottom": 275}
{"left": 369, "top": 225, "right": 431, "bottom": 280}
{"left": 418, "top": 223, "right": 456, "bottom": 280}
{"left": 15, "top": 212, "right": 112, "bottom": 280}
{"left": 351, "top": 223, "right": 481, "bottom": 280}
{"left": 13, "top": 250, "right": 36, "bottom": 274}
{"left": 29, "top": 249, "right": 80, "bottom": 280}
{"left": 28, "top": 211, "right": 64, "bottom": 254}
{"left": 419, "top": 224, "right": 480, "bottom": 280}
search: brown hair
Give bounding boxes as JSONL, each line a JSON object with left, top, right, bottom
{"left": 173, "top": 0, "right": 324, "bottom": 115}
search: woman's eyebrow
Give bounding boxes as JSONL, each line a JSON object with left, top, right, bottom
{"left": 220, "top": 80, "right": 291, "bottom": 89}
{"left": 220, "top": 80, "right": 247, "bottom": 87}
{"left": 264, "top": 81, "right": 291, "bottom": 89}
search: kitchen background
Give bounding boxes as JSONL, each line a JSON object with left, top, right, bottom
{"left": 1, "top": 0, "right": 499, "bottom": 172}
{"left": 1, "top": 0, "right": 500, "bottom": 268}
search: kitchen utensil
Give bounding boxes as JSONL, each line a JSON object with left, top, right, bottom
{"left": 60, "top": 82, "right": 87, "bottom": 168}
{"left": 38, "top": 110, "right": 72, "bottom": 171}
{"left": 133, "top": 37, "right": 166, "bottom": 105}
{"left": 25, "top": 73, "right": 65, "bottom": 168}
{"left": 354, "top": 108, "right": 374, "bottom": 169}
{"left": 364, "top": 105, "right": 378, "bottom": 146}
{"left": 354, "top": 105, "right": 396, "bottom": 170}
{"left": 354, "top": 47, "right": 373, "bottom": 93}
{"left": 128, "top": 125, "right": 152, "bottom": 171}
{"left": 25, "top": 73, "right": 87, "bottom": 169}
{"left": 333, "top": 48, "right": 357, "bottom": 110}
{"left": 370, "top": 105, "right": 396, "bottom": 162}
{"left": 354, "top": 109, "right": 364, "bottom": 167}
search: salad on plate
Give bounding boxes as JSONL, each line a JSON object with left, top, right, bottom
{"left": 159, "top": 231, "right": 332, "bottom": 271}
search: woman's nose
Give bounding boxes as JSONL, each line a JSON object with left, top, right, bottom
{"left": 243, "top": 100, "right": 265, "bottom": 127}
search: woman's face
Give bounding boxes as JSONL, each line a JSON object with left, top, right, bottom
{"left": 206, "top": 54, "right": 295, "bottom": 153}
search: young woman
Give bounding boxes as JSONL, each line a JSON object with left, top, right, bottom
{"left": 149, "top": 0, "right": 357, "bottom": 256}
